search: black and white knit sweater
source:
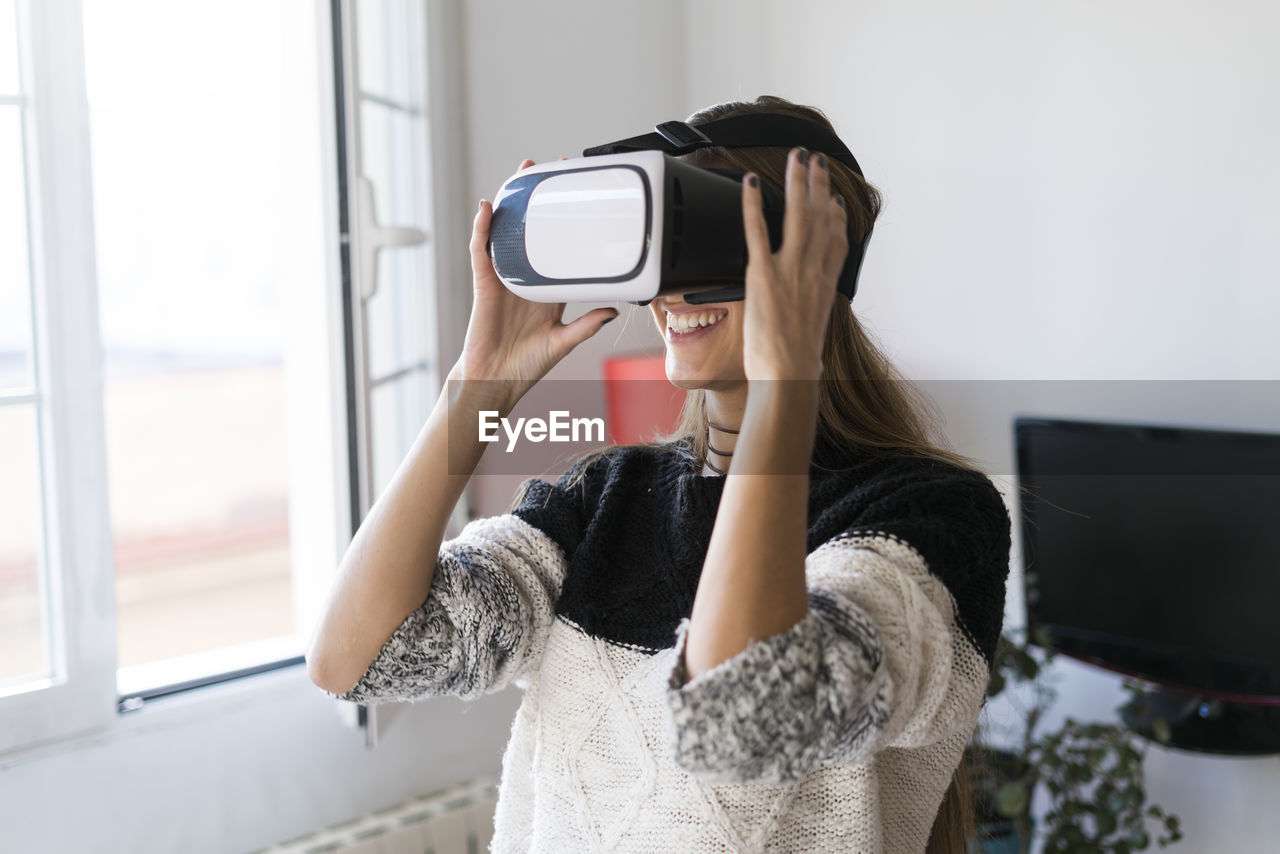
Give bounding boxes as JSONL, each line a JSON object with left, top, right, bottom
{"left": 327, "top": 436, "right": 1012, "bottom": 853}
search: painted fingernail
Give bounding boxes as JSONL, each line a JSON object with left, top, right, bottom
{"left": 836, "top": 195, "right": 846, "bottom": 209}
{"left": 797, "top": 148, "right": 809, "bottom": 164}
{"left": 601, "top": 315, "right": 616, "bottom": 325}
{"left": 747, "top": 174, "right": 759, "bottom": 188}
{"left": 817, "top": 153, "right": 828, "bottom": 170}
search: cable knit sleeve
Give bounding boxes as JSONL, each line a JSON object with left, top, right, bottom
{"left": 324, "top": 456, "right": 603, "bottom": 705}
{"left": 662, "top": 466, "right": 1011, "bottom": 785}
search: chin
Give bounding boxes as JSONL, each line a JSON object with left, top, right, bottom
{"left": 667, "top": 374, "right": 708, "bottom": 391}
{"left": 663, "top": 358, "right": 743, "bottom": 391}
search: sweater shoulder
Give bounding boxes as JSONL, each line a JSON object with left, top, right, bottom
{"left": 809, "top": 454, "right": 1012, "bottom": 664}
{"left": 812, "top": 454, "right": 1006, "bottom": 531}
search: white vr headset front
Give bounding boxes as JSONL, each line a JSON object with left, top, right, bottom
{"left": 485, "top": 116, "right": 870, "bottom": 306}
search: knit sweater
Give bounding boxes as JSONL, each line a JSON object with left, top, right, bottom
{"left": 326, "top": 436, "right": 1012, "bottom": 853}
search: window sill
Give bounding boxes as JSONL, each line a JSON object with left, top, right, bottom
{"left": 0, "top": 653, "right": 320, "bottom": 771}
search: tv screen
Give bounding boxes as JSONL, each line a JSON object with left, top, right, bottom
{"left": 1015, "top": 416, "right": 1280, "bottom": 702}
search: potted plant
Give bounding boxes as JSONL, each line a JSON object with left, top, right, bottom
{"left": 967, "top": 627, "right": 1185, "bottom": 854}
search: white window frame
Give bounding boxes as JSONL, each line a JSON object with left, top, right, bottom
{"left": 0, "top": 0, "right": 117, "bottom": 754}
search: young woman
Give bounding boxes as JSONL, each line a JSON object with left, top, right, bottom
{"left": 307, "top": 96, "right": 1011, "bottom": 854}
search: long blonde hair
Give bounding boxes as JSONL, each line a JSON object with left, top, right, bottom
{"left": 565, "top": 94, "right": 983, "bottom": 479}
{"left": 556, "top": 95, "right": 980, "bottom": 852}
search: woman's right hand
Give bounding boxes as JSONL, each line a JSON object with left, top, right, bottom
{"left": 453, "top": 159, "right": 619, "bottom": 413}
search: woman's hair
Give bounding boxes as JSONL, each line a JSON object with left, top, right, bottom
{"left": 665, "top": 95, "right": 981, "bottom": 478}
{"left": 548, "top": 94, "right": 982, "bottom": 851}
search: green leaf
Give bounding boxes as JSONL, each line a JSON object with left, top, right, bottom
{"left": 995, "top": 781, "right": 1030, "bottom": 817}
{"left": 1095, "top": 809, "right": 1118, "bottom": 836}
{"left": 1127, "top": 828, "right": 1150, "bottom": 848}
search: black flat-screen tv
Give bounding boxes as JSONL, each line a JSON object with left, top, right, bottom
{"left": 1015, "top": 416, "right": 1280, "bottom": 706}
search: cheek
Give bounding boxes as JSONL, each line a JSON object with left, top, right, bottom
{"left": 724, "top": 313, "right": 745, "bottom": 353}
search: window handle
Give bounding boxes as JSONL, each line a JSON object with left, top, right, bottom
{"left": 356, "top": 175, "right": 428, "bottom": 300}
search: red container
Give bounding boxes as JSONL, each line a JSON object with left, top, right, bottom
{"left": 603, "top": 353, "right": 687, "bottom": 444}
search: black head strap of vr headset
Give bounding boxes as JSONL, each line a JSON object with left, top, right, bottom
{"left": 583, "top": 113, "right": 864, "bottom": 177}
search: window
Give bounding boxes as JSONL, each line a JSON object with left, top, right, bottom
{"left": 0, "top": 0, "right": 461, "bottom": 757}
{"left": 330, "top": 0, "right": 466, "bottom": 745}
{"left": 346, "top": 0, "right": 441, "bottom": 507}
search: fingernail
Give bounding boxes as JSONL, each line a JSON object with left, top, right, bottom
{"left": 797, "top": 148, "right": 809, "bottom": 164}
{"left": 836, "top": 195, "right": 846, "bottom": 209}
{"left": 601, "top": 315, "right": 616, "bottom": 325}
{"left": 747, "top": 174, "right": 759, "bottom": 188}
{"left": 478, "top": 199, "right": 487, "bottom": 211}
{"left": 817, "top": 153, "right": 828, "bottom": 170}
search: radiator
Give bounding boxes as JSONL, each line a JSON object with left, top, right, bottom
{"left": 256, "top": 778, "right": 499, "bottom": 854}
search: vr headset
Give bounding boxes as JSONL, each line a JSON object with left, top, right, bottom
{"left": 486, "top": 113, "right": 870, "bottom": 306}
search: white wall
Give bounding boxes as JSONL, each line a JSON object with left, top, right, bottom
{"left": 682, "top": 0, "right": 1280, "bottom": 850}
{"left": 686, "top": 0, "right": 1280, "bottom": 384}
{"left": 462, "top": 0, "right": 689, "bottom": 516}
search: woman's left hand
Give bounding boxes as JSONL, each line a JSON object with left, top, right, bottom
{"left": 740, "top": 147, "right": 850, "bottom": 382}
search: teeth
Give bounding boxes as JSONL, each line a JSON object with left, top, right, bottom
{"left": 667, "top": 310, "right": 725, "bottom": 334}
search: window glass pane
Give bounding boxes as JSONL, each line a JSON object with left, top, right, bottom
{"left": 370, "top": 370, "right": 430, "bottom": 498}
{"left": 0, "top": 0, "right": 18, "bottom": 96}
{"left": 366, "top": 241, "right": 431, "bottom": 380}
{"left": 360, "top": 100, "right": 427, "bottom": 228}
{"left": 106, "top": 365, "right": 293, "bottom": 667}
{"left": 0, "top": 106, "right": 32, "bottom": 388}
{"left": 0, "top": 403, "right": 47, "bottom": 688}
{"left": 359, "top": 102, "right": 432, "bottom": 380}
{"left": 356, "top": 0, "right": 423, "bottom": 108}
{"left": 81, "top": 0, "right": 316, "bottom": 675}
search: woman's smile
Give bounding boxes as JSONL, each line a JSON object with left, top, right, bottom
{"left": 664, "top": 306, "right": 730, "bottom": 344}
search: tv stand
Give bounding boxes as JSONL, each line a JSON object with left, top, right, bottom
{"left": 1121, "top": 689, "right": 1280, "bottom": 756}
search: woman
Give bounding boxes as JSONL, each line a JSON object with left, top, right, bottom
{"left": 307, "top": 95, "right": 1011, "bottom": 853}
